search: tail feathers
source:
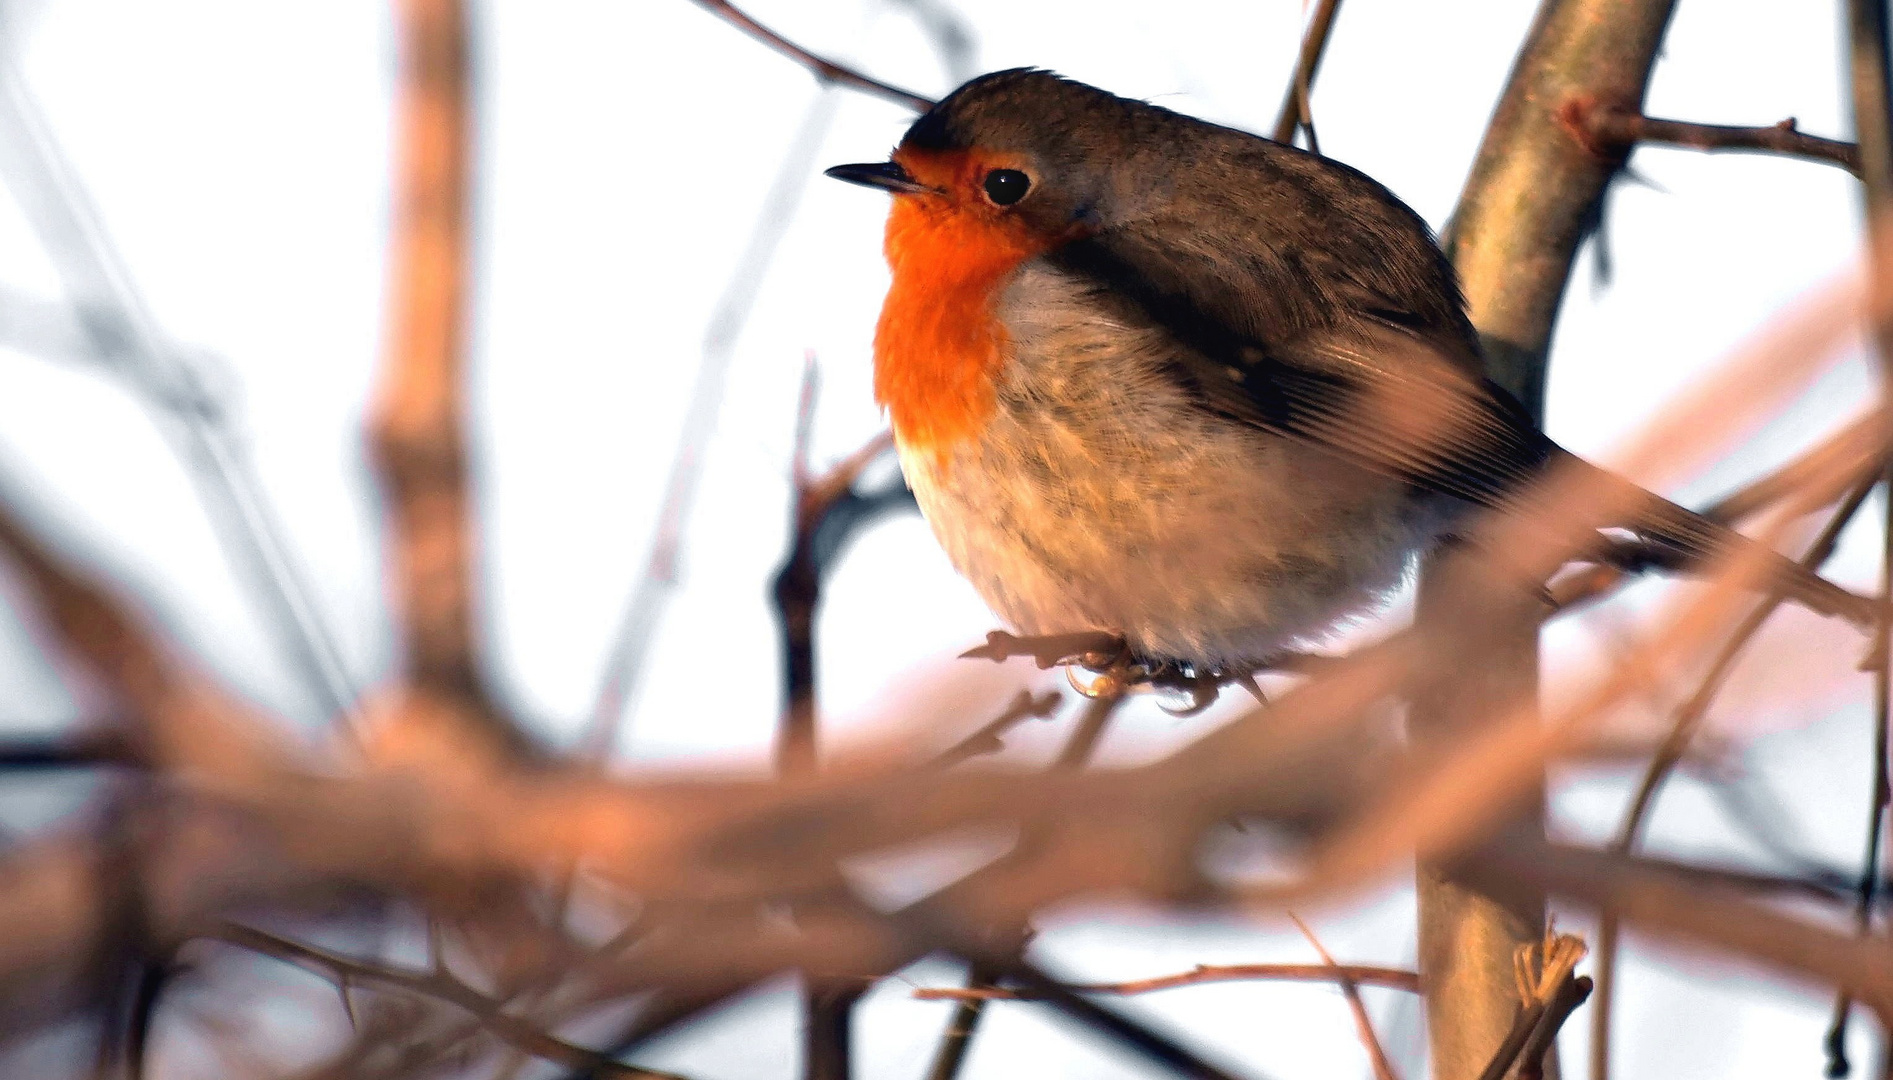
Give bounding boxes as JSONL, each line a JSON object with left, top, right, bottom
{"left": 1627, "top": 493, "right": 1882, "bottom": 628}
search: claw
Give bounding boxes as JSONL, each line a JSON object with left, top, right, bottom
{"left": 1067, "top": 664, "right": 1124, "bottom": 698}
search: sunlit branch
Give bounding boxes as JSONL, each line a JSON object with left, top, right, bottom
{"left": 1562, "top": 100, "right": 1862, "bottom": 176}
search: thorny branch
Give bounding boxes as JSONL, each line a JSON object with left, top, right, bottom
{"left": 214, "top": 924, "right": 691, "bottom": 1080}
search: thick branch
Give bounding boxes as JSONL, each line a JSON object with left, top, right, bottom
{"left": 371, "top": 0, "right": 513, "bottom": 743}
{"left": 1472, "top": 839, "right": 1893, "bottom": 1019}
{"left": 1424, "top": 3, "right": 1678, "bottom": 1077}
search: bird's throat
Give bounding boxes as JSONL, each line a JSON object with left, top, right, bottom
{"left": 873, "top": 192, "right": 1049, "bottom": 455}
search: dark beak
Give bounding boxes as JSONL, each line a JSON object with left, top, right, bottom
{"left": 824, "top": 161, "right": 933, "bottom": 194}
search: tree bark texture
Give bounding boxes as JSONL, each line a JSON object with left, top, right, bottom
{"left": 1418, "top": 3, "right": 1679, "bottom": 1079}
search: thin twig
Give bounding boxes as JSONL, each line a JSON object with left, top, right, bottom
{"left": 581, "top": 88, "right": 849, "bottom": 760}
{"left": 686, "top": 0, "right": 935, "bottom": 112}
{"left": 0, "top": 52, "right": 359, "bottom": 730}
{"left": 1704, "top": 414, "right": 1884, "bottom": 525}
{"left": 770, "top": 365, "right": 903, "bottom": 1079}
{"left": 1052, "top": 692, "right": 1121, "bottom": 771}
{"left": 1562, "top": 100, "right": 1862, "bottom": 176}
{"left": 928, "top": 690, "right": 1064, "bottom": 769}
{"left": 1591, "top": 471, "right": 1876, "bottom": 1079}
{"left": 906, "top": 910, "right": 1252, "bottom": 1080}
{"left": 915, "top": 962, "right": 1422, "bottom": 1000}
{"left": 923, "top": 689, "right": 1125, "bottom": 1080}
{"left": 1291, "top": 913, "right": 1398, "bottom": 1080}
{"left": 0, "top": 732, "right": 138, "bottom": 770}
{"left": 214, "top": 924, "right": 689, "bottom": 1080}
{"left": 1271, "top": 0, "right": 1344, "bottom": 148}
{"left": 773, "top": 363, "right": 900, "bottom": 775}
{"left": 959, "top": 629, "right": 1126, "bottom": 669}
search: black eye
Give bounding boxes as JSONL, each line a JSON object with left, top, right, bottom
{"left": 982, "top": 169, "right": 1030, "bottom": 206}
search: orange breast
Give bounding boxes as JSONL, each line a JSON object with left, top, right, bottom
{"left": 872, "top": 152, "right": 1060, "bottom": 454}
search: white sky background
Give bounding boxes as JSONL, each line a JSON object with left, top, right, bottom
{"left": 0, "top": 0, "right": 1882, "bottom": 1077}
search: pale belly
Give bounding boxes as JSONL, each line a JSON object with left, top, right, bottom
{"left": 895, "top": 301, "right": 1449, "bottom": 668}
{"left": 900, "top": 416, "right": 1439, "bottom": 668}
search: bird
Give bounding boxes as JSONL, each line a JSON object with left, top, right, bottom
{"left": 824, "top": 68, "right": 1875, "bottom": 681}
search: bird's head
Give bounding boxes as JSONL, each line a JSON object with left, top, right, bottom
{"left": 826, "top": 68, "right": 1130, "bottom": 262}
{"left": 824, "top": 70, "right": 1136, "bottom": 451}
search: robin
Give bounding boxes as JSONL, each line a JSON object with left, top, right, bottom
{"left": 825, "top": 68, "right": 1873, "bottom": 681}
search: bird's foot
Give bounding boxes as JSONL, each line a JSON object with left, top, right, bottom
{"left": 962, "top": 630, "right": 1340, "bottom": 717}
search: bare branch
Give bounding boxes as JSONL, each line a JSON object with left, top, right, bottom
{"left": 1593, "top": 470, "right": 1878, "bottom": 1075}
{"left": 1472, "top": 839, "right": 1893, "bottom": 1020}
{"left": 0, "top": 54, "right": 359, "bottom": 727}
{"left": 370, "top": 0, "right": 519, "bottom": 746}
{"left": 1271, "top": 0, "right": 1344, "bottom": 149}
{"left": 1562, "top": 100, "right": 1862, "bottom": 176}
{"left": 1292, "top": 914, "right": 1399, "bottom": 1080}
{"left": 1474, "top": 931, "right": 1590, "bottom": 1080}
{"left": 915, "top": 962, "right": 1421, "bottom": 1000}
{"left": 773, "top": 365, "right": 902, "bottom": 773}
{"left": 959, "top": 629, "right": 1127, "bottom": 669}
{"left": 582, "top": 90, "right": 853, "bottom": 760}
{"left": 928, "top": 690, "right": 1064, "bottom": 769}
{"left": 686, "top": 0, "right": 935, "bottom": 112}
{"left": 214, "top": 924, "right": 691, "bottom": 1080}
{"left": 1704, "top": 413, "right": 1884, "bottom": 525}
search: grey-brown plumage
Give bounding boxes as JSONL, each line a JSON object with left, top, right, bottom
{"left": 831, "top": 68, "right": 1876, "bottom": 669}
